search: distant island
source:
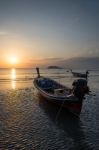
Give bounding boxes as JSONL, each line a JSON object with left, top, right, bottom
{"left": 47, "top": 66, "right": 63, "bottom": 69}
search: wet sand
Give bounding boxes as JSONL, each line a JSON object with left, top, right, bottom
{"left": 0, "top": 86, "right": 99, "bottom": 150}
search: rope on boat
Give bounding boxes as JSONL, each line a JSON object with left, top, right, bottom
{"left": 54, "top": 100, "right": 79, "bottom": 124}
{"left": 54, "top": 100, "right": 66, "bottom": 123}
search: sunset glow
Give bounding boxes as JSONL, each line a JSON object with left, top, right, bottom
{"left": 11, "top": 68, "right": 16, "bottom": 89}
{"left": 0, "top": 0, "right": 99, "bottom": 69}
{"left": 11, "top": 68, "right": 16, "bottom": 80}
{"left": 10, "top": 56, "right": 18, "bottom": 65}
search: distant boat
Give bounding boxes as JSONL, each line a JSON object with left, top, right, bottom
{"left": 71, "top": 69, "right": 89, "bottom": 78}
{"left": 34, "top": 68, "right": 89, "bottom": 116}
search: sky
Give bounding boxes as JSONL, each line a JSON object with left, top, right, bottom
{"left": 0, "top": 0, "right": 99, "bottom": 67}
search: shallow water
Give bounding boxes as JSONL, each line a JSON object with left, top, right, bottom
{"left": 0, "top": 69, "right": 99, "bottom": 149}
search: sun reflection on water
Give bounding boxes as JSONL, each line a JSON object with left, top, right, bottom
{"left": 11, "top": 68, "right": 16, "bottom": 89}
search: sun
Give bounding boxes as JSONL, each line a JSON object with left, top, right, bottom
{"left": 10, "top": 56, "right": 17, "bottom": 64}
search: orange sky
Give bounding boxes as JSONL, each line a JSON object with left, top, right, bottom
{"left": 0, "top": 0, "right": 99, "bottom": 68}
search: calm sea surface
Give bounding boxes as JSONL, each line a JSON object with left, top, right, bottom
{"left": 0, "top": 68, "right": 99, "bottom": 150}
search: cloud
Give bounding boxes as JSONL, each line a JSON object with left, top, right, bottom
{"left": 88, "top": 49, "right": 99, "bottom": 56}
{"left": 0, "top": 31, "right": 7, "bottom": 36}
{"left": 42, "top": 57, "right": 64, "bottom": 61}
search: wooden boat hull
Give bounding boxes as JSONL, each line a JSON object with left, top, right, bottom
{"left": 38, "top": 92, "right": 82, "bottom": 116}
{"left": 34, "top": 77, "right": 83, "bottom": 116}
{"left": 71, "top": 70, "right": 89, "bottom": 78}
{"left": 72, "top": 72, "right": 87, "bottom": 78}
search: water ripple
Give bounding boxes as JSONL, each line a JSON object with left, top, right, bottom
{"left": 0, "top": 72, "right": 99, "bottom": 149}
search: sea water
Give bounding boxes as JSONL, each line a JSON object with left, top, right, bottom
{"left": 0, "top": 68, "right": 99, "bottom": 150}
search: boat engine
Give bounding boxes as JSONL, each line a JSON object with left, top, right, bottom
{"left": 72, "top": 79, "right": 89, "bottom": 99}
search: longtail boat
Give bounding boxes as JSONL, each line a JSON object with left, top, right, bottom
{"left": 34, "top": 68, "right": 89, "bottom": 116}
